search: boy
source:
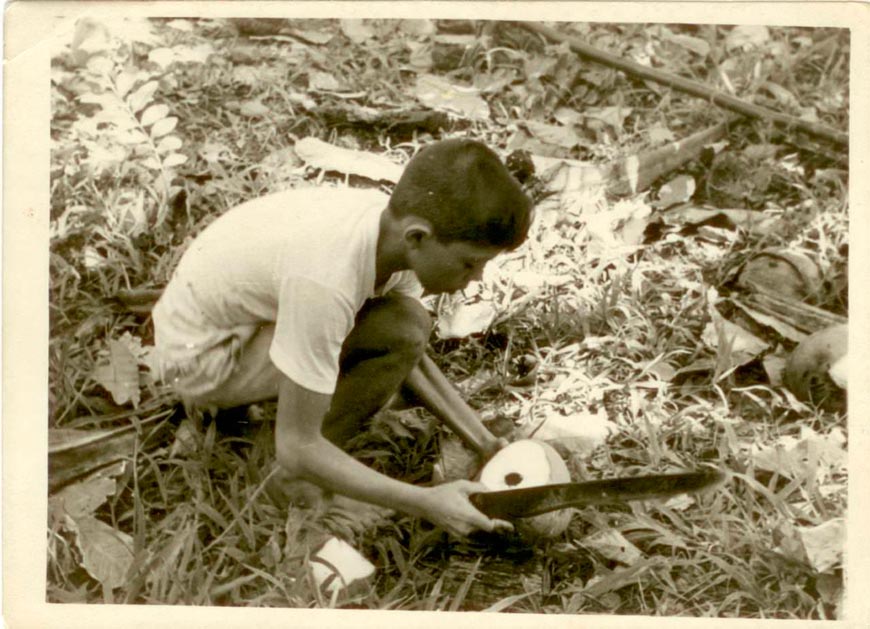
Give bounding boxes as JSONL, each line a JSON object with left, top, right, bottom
{"left": 153, "top": 139, "right": 532, "bottom": 537}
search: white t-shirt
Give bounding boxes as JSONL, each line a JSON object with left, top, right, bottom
{"left": 153, "top": 186, "right": 423, "bottom": 394}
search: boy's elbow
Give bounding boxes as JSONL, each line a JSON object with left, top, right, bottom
{"left": 275, "top": 431, "right": 322, "bottom": 480}
{"left": 275, "top": 433, "right": 305, "bottom": 478}
{"left": 275, "top": 445, "right": 299, "bottom": 479}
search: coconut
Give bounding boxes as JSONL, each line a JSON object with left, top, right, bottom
{"left": 784, "top": 324, "right": 848, "bottom": 411}
{"left": 737, "top": 249, "right": 822, "bottom": 301}
{"left": 477, "top": 439, "right": 572, "bottom": 539}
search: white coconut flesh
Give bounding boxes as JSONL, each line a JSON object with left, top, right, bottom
{"left": 480, "top": 439, "right": 565, "bottom": 489}
{"left": 478, "top": 439, "right": 572, "bottom": 539}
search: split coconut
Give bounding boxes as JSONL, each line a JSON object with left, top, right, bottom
{"left": 784, "top": 323, "right": 848, "bottom": 412}
{"left": 477, "top": 439, "right": 572, "bottom": 539}
{"left": 737, "top": 248, "right": 822, "bottom": 301}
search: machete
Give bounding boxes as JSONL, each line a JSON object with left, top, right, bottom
{"left": 469, "top": 470, "right": 725, "bottom": 519}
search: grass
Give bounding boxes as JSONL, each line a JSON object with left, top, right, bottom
{"left": 47, "top": 18, "right": 848, "bottom": 616}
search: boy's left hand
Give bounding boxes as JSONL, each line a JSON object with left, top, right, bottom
{"left": 481, "top": 435, "right": 510, "bottom": 461}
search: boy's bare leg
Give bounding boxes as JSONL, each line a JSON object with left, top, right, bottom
{"left": 269, "top": 294, "right": 430, "bottom": 516}
{"left": 180, "top": 293, "right": 429, "bottom": 439}
{"left": 182, "top": 293, "right": 499, "bottom": 512}
{"left": 320, "top": 294, "right": 432, "bottom": 446}
{"left": 404, "top": 356, "right": 503, "bottom": 459}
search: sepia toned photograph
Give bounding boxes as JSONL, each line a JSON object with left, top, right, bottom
{"left": 5, "top": 3, "right": 865, "bottom": 626}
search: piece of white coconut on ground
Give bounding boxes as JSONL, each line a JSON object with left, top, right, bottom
{"left": 520, "top": 408, "right": 614, "bottom": 457}
{"left": 310, "top": 536, "right": 376, "bottom": 595}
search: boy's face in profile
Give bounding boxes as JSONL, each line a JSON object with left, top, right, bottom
{"left": 410, "top": 238, "right": 504, "bottom": 294}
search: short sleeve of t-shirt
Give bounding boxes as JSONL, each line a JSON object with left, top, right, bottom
{"left": 382, "top": 270, "right": 424, "bottom": 301}
{"left": 269, "top": 275, "right": 355, "bottom": 394}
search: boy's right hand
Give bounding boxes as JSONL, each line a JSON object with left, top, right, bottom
{"left": 420, "top": 480, "right": 514, "bottom": 537}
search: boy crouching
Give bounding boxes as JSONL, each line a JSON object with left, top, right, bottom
{"left": 153, "top": 139, "right": 532, "bottom": 537}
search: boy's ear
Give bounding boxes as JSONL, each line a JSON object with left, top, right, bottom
{"left": 402, "top": 218, "right": 433, "bottom": 247}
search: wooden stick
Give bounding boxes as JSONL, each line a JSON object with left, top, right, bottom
{"left": 316, "top": 105, "right": 449, "bottom": 137}
{"left": 114, "top": 288, "right": 163, "bottom": 314}
{"left": 518, "top": 22, "right": 848, "bottom": 148}
{"left": 606, "top": 116, "right": 737, "bottom": 195}
{"left": 739, "top": 292, "right": 847, "bottom": 335}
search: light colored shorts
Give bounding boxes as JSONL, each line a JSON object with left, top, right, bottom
{"left": 153, "top": 301, "right": 284, "bottom": 411}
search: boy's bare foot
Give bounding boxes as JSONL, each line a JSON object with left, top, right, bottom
{"left": 264, "top": 465, "right": 327, "bottom": 509}
{"left": 265, "top": 465, "right": 392, "bottom": 522}
{"left": 265, "top": 464, "right": 395, "bottom": 538}
{"left": 323, "top": 495, "right": 396, "bottom": 539}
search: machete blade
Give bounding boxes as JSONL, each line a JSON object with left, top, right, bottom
{"left": 469, "top": 470, "right": 725, "bottom": 520}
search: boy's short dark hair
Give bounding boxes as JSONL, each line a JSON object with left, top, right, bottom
{"left": 388, "top": 139, "right": 532, "bottom": 250}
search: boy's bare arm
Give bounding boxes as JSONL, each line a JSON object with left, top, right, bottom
{"left": 405, "top": 353, "right": 506, "bottom": 459}
{"left": 274, "top": 376, "right": 510, "bottom": 537}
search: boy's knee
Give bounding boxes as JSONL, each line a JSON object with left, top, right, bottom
{"left": 389, "top": 295, "right": 432, "bottom": 345}
{"left": 354, "top": 294, "right": 431, "bottom": 358}
{"left": 381, "top": 296, "right": 431, "bottom": 362}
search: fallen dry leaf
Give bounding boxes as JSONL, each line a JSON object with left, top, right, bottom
{"left": 294, "top": 137, "right": 403, "bottom": 182}
{"left": 798, "top": 518, "right": 844, "bottom": 573}
{"left": 50, "top": 474, "right": 118, "bottom": 523}
{"left": 525, "top": 120, "right": 582, "bottom": 150}
{"left": 72, "top": 515, "right": 135, "bottom": 590}
{"left": 583, "top": 529, "right": 643, "bottom": 565}
{"left": 437, "top": 301, "right": 497, "bottom": 339}
{"left": 239, "top": 99, "right": 270, "bottom": 118}
{"left": 414, "top": 74, "right": 490, "bottom": 121}
{"left": 725, "top": 25, "right": 770, "bottom": 52}
{"left": 585, "top": 106, "right": 633, "bottom": 132}
{"left": 339, "top": 19, "right": 375, "bottom": 44}
{"left": 750, "top": 426, "right": 846, "bottom": 483}
{"left": 702, "top": 308, "right": 769, "bottom": 373}
{"left": 92, "top": 338, "right": 140, "bottom": 406}
{"left": 525, "top": 408, "right": 613, "bottom": 457}
{"left": 654, "top": 174, "right": 696, "bottom": 208}
{"left": 665, "top": 33, "right": 711, "bottom": 58}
